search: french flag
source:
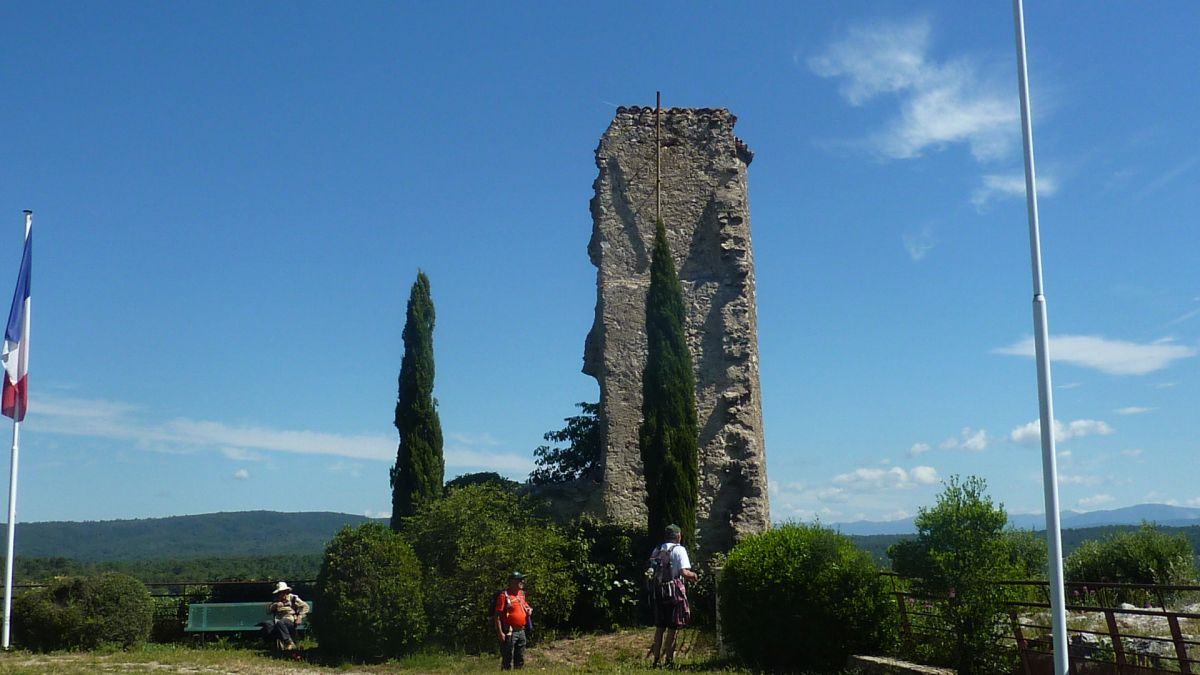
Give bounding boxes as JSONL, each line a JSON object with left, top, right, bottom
{"left": 2, "top": 226, "right": 30, "bottom": 422}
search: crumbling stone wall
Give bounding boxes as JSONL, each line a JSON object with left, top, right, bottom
{"left": 583, "top": 106, "right": 770, "bottom": 553}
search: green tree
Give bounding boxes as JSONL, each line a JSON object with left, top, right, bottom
{"left": 314, "top": 523, "right": 427, "bottom": 660}
{"left": 390, "top": 271, "right": 444, "bottom": 528}
{"left": 529, "top": 402, "right": 602, "bottom": 485}
{"left": 1065, "top": 523, "right": 1197, "bottom": 602}
{"left": 887, "top": 476, "right": 1021, "bottom": 674}
{"left": 400, "top": 484, "right": 577, "bottom": 651}
{"left": 639, "top": 221, "right": 699, "bottom": 543}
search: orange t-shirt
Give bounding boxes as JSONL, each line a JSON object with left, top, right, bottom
{"left": 495, "top": 590, "right": 529, "bottom": 629}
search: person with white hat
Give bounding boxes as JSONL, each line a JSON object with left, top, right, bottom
{"left": 267, "top": 581, "right": 309, "bottom": 652}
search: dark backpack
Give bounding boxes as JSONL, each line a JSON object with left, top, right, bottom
{"left": 646, "top": 544, "right": 679, "bottom": 602}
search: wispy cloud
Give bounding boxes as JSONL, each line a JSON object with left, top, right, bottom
{"left": 902, "top": 225, "right": 936, "bottom": 261}
{"left": 1077, "top": 493, "right": 1115, "bottom": 509}
{"left": 1136, "top": 154, "right": 1200, "bottom": 198}
{"left": 936, "top": 427, "right": 989, "bottom": 452}
{"left": 831, "top": 465, "right": 939, "bottom": 491}
{"left": 1114, "top": 406, "right": 1153, "bottom": 415}
{"left": 1165, "top": 307, "right": 1200, "bottom": 327}
{"left": 908, "top": 442, "right": 932, "bottom": 457}
{"left": 809, "top": 17, "right": 1017, "bottom": 162}
{"left": 970, "top": 173, "right": 1058, "bottom": 209}
{"left": 1009, "top": 418, "right": 1114, "bottom": 445}
{"left": 232, "top": 469, "right": 250, "bottom": 481}
{"left": 994, "top": 335, "right": 1197, "bottom": 375}
{"left": 28, "top": 395, "right": 533, "bottom": 474}
{"left": 1120, "top": 448, "right": 1144, "bottom": 459}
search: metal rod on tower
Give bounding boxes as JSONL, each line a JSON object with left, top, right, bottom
{"left": 655, "top": 91, "right": 662, "bottom": 224}
{"left": 1011, "top": 2, "right": 1069, "bottom": 673}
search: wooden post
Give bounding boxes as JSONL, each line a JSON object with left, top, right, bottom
{"left": 1168, "top": 614, "right": 1192, "bottom": 674}
{"left": 1104, "top": 609, "right": 1127, "bottom": 673}
{"left": 1010, "top": 610, "right": 1035, "bottom": 675}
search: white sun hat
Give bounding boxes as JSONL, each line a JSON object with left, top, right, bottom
{"left": 273, "top": 581, "right": 292, "bottom": 594}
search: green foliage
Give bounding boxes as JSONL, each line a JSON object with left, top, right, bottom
{"left": 1065, "top": 523, "right": 1197, "bottom": 598}
{"left": 391, "top": 271, "right": 444, "bottom": 526}
{"left": 566, "top": 516, "right": 645, "bottom": 630}
{"left": 719, "top": 524, "right": 895, "bottom": 671}
{"left": 400, "top": 484, "right": 577, "bottom": 651}
{"left": 886, "top": 476, "right": 1020, "bottom": 674}
{"left": 13, "top": 573, "right": 153, "bottom": 651}
{"left": 445, "top": 472, "right": 520, "bottom": 492}
{"left": 530, "top": 402, "right": 603, "bottom": 485}
{"left": 314, "top": 522, "right": 427, "bottom": 660}
{"left": 1003, "top": 529, "right": 1048, "bottom": 579}
{"left": 639, "top": 221, "right": 699, "bottom": 544}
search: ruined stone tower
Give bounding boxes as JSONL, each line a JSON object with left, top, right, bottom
{"left": 583, "top": 106, "right": 770, "bottom": 553}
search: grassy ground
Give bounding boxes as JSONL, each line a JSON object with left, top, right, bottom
{"left": 0, "top": 628, "right": 738, "bottom": 674}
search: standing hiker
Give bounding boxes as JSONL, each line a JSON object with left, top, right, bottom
{"left": 494, "top": 571, "right": 534, "bottom": 670}
{"left": 647, "top": 524, "right": 697, "bottom": 668}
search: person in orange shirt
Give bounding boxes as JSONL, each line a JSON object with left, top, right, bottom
{"left": 494, "top": 571, "right": 533, "bottom": 670}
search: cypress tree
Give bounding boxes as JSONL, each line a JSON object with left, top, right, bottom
{"left": 390, "top": 271, "right": 444, "bottom": 529}
{"left": 639, "top": 221, "right": 700, "bottom": 544}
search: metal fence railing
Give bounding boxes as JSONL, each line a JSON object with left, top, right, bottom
{"left": 884, "top": 573, "right": 1200, "bottom": 675}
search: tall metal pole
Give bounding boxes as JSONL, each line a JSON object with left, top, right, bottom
{"left": 655, "top": 91, "right": 662, "bottom": 224}
{"left": 1012, "top": 3, "right": 1068, "bottom": 673}
{"left": 1, "top": 210, "right": 31, "bottom": 650}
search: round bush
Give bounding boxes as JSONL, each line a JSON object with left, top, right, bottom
{"left": 13, "top": 573, "right": 153, "bottom": 651}
{"left": 719, "top": 524, "right": 894, "bottom": 671}
{"left": 401, "top": 484, "right": 577, "bottom": 652}
{"left": 314, "top": 522, "right": 427, "bottom": 660}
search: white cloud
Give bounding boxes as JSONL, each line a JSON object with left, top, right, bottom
{"left": 1077, "top": 494, "right": 1114, "bottom": 509}
{"left": 902, "top": 226, "right": 935, "bottom": 261}
{"left": 1114, "top": 406, "right": 1153, "bottom": 415}
{"left": 970, "top": 173, "right": 1058, "bottom": 209}
{"left": 994, "top": 335, "right": 1197, "bottom": 375}
{"left": 961, "top": 428, "right": 989, "bottom": 452}
{"left": 1009, "top": 418, "right": 1114, "bottom": 445}
{"left": 1057, "top": 382, "right": 1082, "bottom": 390}
{"left": 1120, "top": 448, "right": 1144, "bottom": 459}
{"left": 831, "top": 465, "right": 939, "bottom": 491}
{"left": 28, "top": 394, "right": 533, "bottom": 474}
{"left": 221, "top": 447, "right": 265, "bottom": 462}
{"left": 232, "top": 469, "right": 250, "bottom": 481}
{"left": 363, "top": 509, "right": 389, "bottom": 519}
{"left": 809, "top": 17, "right": 1017, "bottom": 162}
{"left": 1058, "top": 474, "right": 1103, "bottom": 486}
{"left": 1155, "top": 382, "right": 1178, "bottom": 389}
{"left": 937, "top": 427, "right": 989, "bottom": 452}
{"left": 908, "top": 442, "right": 932, "bottom": 457}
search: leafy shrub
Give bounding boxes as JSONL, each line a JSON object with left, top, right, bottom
{"left": 314, "top": 523, "right": 427, "bottom": 660}
{"left": 401, "top": 484, "right": 576, "bottom": 651}
{"left": 719, "top": 523, "right": 895, "bottom": 671}
{"left": 445, "top": 472, "right": 520, "bottom": 492}
{"left": 530, "top": 402, "right": 602, "bottom": 485}
{"left": 887, "top": 476, "right": 1022, "bottom": 674}
{"left": 13, "top": 573, "right": 153, "bottom": 651}
{"left": 567, "top": 516, "right": 645, "bottom": 630}
{"left": 1065, "top": 524, "right": 1197, "bottom": 601}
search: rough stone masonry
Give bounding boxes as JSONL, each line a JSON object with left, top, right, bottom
{"left": 583, "top": 106, "right": 770, "bottom": 553}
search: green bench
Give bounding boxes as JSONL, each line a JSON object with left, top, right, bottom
{"left": 185, "top": 601, "right": 313, "bottom": 633}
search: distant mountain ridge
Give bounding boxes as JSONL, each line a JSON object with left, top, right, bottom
{"left": 830, "top": 503, "right": 1200, "bottom": 536}
{"left": 6, "top": 511, "right": 379, "bottom": 561}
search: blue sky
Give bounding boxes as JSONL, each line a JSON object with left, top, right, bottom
{"left": 0, "top": 2, "right": 1196, "bottom": 524}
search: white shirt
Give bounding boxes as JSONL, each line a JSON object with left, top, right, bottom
{"left": 652, "top": 542, "right": 692, "bottom": 578}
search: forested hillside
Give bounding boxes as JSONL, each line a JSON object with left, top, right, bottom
{"left": 853, "top": 524, "right": 1200, "bottom": 569}
{"left": 6, "top": 511, "right": 375, "bottom": 561}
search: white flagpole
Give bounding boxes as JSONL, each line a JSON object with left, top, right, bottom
{"left": 1011, "top": 3, "right": 1068, "bottom": 673}
{"left": 2, "top": 209, "right": 31, "bottom": 650}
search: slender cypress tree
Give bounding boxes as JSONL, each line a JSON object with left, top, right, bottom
{"left": 390, "top": 271, "right": 444, "bottom": 529}
{"left": 639, "top": 221, "right": 700, "bottom": 544}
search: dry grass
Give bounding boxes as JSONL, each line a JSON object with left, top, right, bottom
{"left": 0, "top": 628, "right": 733, "bottom": 674}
